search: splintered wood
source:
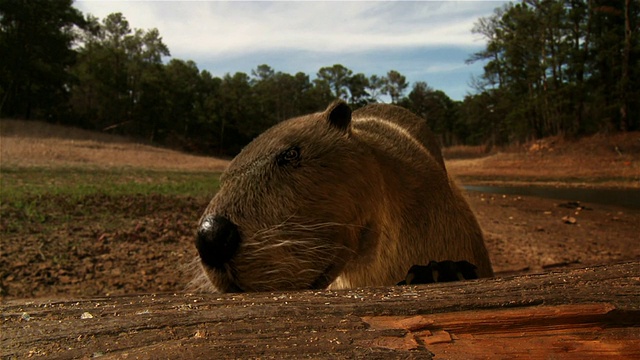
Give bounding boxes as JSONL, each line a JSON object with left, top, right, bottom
{"left": 362, "top": 303, "right": 638, "bottom": 357}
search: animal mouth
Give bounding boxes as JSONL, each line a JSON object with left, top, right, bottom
{"left": 226, "top": 267, "right": 334, "bottom": 292}
{"left": 203, "top": 261, "right": 246, "bottom": 293}
{"left": 309, "top": 264, "right": 337, "bottom": 290}
{"left": 225, "top": 282, "right": 244, "bottom": 293}
{"left": 206, "top": 249, "right": 341, "bottom": 292}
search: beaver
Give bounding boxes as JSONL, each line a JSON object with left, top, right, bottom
{"left": 195, "top": 100, "right": 493, "bottom": 293}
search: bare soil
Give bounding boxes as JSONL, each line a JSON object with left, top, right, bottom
{"left": 1, "top": 120, "right": 639, "bottom": 300}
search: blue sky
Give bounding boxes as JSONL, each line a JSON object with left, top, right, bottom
{"left": 75, "top": 1, "right": 510, "bottom": 101}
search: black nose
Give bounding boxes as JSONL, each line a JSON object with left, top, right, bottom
{"left": 196, "top": 215, "right": 241, "bottom": 270}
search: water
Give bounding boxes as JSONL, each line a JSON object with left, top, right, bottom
{"left": 464, "top": 185, "right": 640, "bottom": 210}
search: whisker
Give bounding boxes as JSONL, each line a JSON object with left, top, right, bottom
{"left": 195, "top": 217, "right": 370, "bottom": 291}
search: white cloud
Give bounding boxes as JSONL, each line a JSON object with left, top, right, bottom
{"left": 74, "top": 0, "right": 509, "bottom": 100}
{"left": 75, "top": 1, "right": 504, "bottom": 55}
{"left": 424, "top": 62, "right": 469, "bottom": 74}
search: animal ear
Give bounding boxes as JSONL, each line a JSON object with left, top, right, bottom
{"left": 323, "top": 100, "right": 352, "bottom": 133}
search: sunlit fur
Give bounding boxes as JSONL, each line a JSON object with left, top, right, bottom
{"left": 194, "top": 101, "right": 493, "bottom": 292}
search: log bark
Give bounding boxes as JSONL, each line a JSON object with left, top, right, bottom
{"left": 2, "top": 261, "right": 639, "bottom": 359}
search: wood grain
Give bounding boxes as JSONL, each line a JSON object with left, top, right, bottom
{"left": 2, "top": 261, "right": 638, "bottom": 359}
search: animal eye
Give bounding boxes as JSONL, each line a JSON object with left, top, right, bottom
{"left": 284, "top": 147, "right": 299, "bottom": 161}
{"left": 277, "top": 146, "right": 301, "bottom": 167}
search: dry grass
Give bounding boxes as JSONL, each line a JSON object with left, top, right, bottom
{"left": 0, "top": 119, "right": 229, "bottom": 171}
{"left": 445, "top": 132, "right": 640, "bottom": 188}
{"left": 442, "top": 144, "right": 490, "bottom": 159}
{"left": 2, "top": 119, "right": 639, "bottom": 188}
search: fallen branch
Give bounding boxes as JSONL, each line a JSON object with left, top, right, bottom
{"left": 2, "top": 261, "right": 639, "bottom": 359}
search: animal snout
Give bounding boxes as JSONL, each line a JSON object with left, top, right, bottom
{"left": 196, "top": 215, "right": 241, "bottom": 270}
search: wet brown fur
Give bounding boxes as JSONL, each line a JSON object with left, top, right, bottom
{"left": 196, "top": 101, "right": 493, "bottom": 292}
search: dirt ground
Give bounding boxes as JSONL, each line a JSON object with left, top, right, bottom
{"left": 1, "top": 120, "right": 639, "bottom": 299}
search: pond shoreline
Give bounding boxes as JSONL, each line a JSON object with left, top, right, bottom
{"left": 463, "top": 184, "right": 640, "bottom": 210}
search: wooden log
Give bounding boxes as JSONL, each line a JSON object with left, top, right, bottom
{"left": 2, "top": 261, "right": 639, "bottom": 359}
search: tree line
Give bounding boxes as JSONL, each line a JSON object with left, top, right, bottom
{"left": 1, "top": 0, "right": 637, "bottom": 156}
{"left": 467, "top": 0, "right": 639, "bottom": 145}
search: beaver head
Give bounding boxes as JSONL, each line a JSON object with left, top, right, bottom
{"left": 196, "top": 101, "right": 383, "bottom": 292}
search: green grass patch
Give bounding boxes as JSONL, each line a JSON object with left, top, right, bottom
{"left": 0, "top": 166, "right": 221, "bottom": 201}
{"left": 0, "top": 167, "right": 221, "bottom": 233}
